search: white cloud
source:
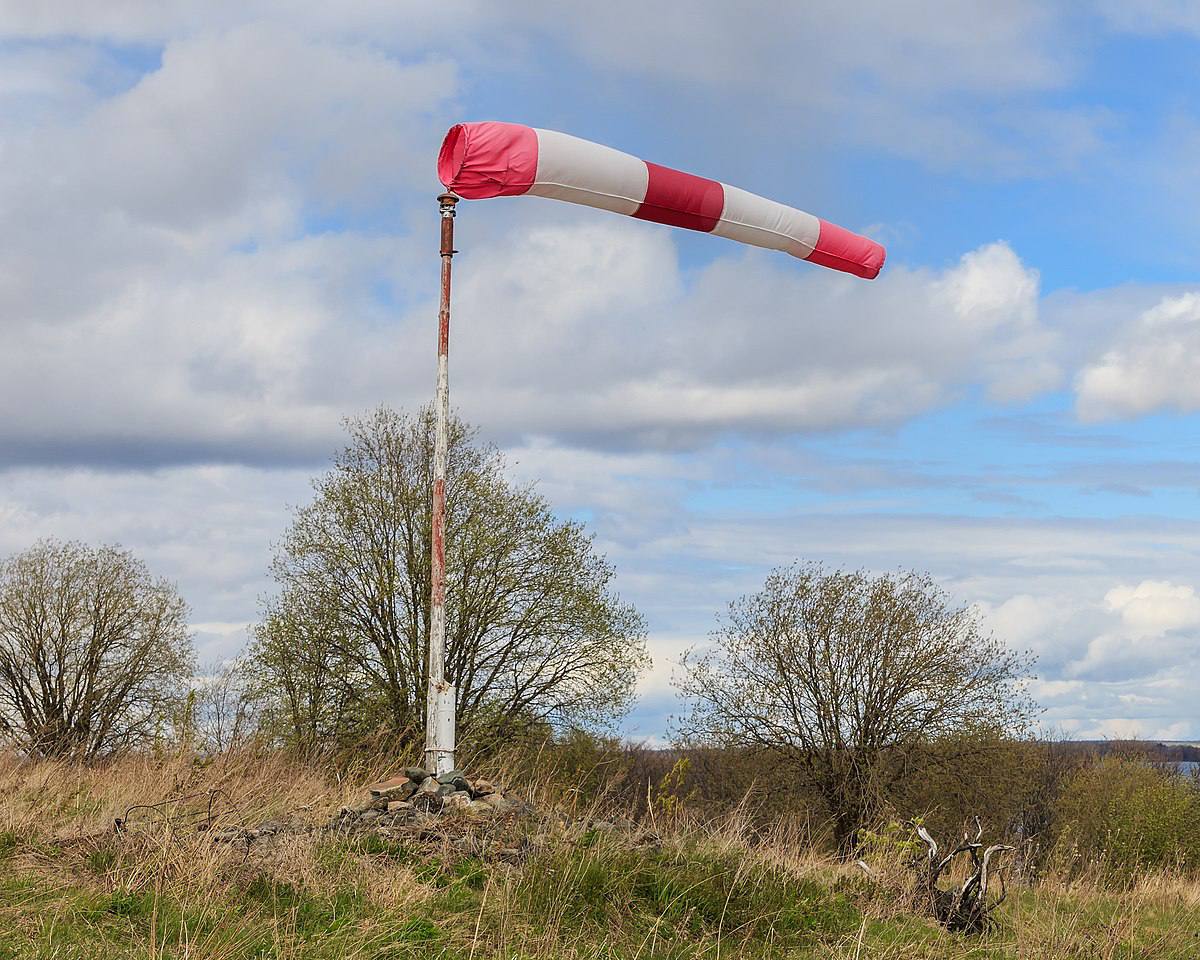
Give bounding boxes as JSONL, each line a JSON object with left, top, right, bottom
{"left": 1, "top": 126, "right": 1058, "bottom": 463}
{"left": 0, "top": 464, "right": 312, "bottom": 643}
{"left": 2, "top": 3, "right": 1114, "bottom": 180}
{"left": 0, "top": 23, "right": 460, "bottom": 466}
{"left": 976, "top": 593, "right": 1082, "bottom": 661}
{"left": 0, "top": 2, "right": 482, "bottom": 48}
{"left": 1105, "top": 580, "right": 1200, "bottom": 635}
{"left": 446, "top": 229, "right": 1054, "bottom": 446}
{"left": 5, "top": 445, "right": 1200, "bottom": 740}
{"left": 1060, "top": 580, "right": 1200, "bottom": 686}
{"left": 1075, "top": 293, "right": 1200, "bottom": 420}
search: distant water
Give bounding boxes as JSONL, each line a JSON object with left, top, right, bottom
{"left": 1178, "top": 761, "right": 1199, "bottom": 775}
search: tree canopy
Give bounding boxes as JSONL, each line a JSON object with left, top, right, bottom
{"left": 251, "top": 406, "right": 649, "bottom": 755}
{"left": 0, "top": 539, "right": 193, "bottom": 758}
{"left": 675, "top": 563, "right": 1037, "bottom": 851}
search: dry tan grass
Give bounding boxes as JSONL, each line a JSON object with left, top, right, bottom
{"left": 2, "top": 748, "right": 1199, "bottom": 959}
{"left": 0, "top": 746, "right": 417, "bottom": 838}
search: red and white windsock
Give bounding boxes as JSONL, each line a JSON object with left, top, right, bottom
{"left": 438, "top": 121, "right": 885, "bottom": 280}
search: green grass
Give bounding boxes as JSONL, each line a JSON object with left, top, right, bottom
{"left": 2, "top": 849, "right": 1200, "bottom": 955}
{"left": 496, "top": 839, "right": 859, "bottom": 955}
{"left": 0, "top": 824, "right": 1198, "bottom": 959}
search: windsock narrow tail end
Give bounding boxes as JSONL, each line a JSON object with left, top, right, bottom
{"left": 806, "top": 219, "right": 886, "bottom": 280}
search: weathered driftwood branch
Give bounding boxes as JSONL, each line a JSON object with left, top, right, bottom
{"left": 912, "top": 818, "right": 1013, "bottom": 933}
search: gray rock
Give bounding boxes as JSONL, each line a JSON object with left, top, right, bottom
{"left": 359, "top": 810, "right": 381, "bottom": 823}
{"left": 443, "top": 792, "right": 474, "bottom": 812}
{"left": 435, "top": 783, "right": 457, "bottom": 798}
{"left": 367, "top": 775, "right": 413, "bottom": 798}
{"left": 403, "top": 767, "right": 430, "bottom": 783}
{"left": 470, "top": 778, "right": 496, "bottom": 797}
{"left": 411, "top": 792, "right": 442, "bottom": 813}
{"left": 479, "top": 793, "right": 515, "bottom": 814}
{"left": 435, "top": 769, "right": 465, "bottom": 784}
{"left": 417, "top": 777, "right": 440, "bottom": 795}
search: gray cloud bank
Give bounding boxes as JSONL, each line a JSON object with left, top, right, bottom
{"left": 1, "top": 4, "right": 1196, "bottom": 470}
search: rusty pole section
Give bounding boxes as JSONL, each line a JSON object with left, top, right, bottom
{"left": 425, "top": 192, "right": 458, "bottom": 776}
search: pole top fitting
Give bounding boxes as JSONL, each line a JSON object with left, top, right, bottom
{"left": 438, "top": 192, "right": 459, "bottom": 215}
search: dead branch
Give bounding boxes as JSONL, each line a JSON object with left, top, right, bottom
{"left": 912, "top": 818, "right": 1013, "bottom": 934}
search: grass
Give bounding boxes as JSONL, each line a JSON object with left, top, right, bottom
{"left": 0, "top": 749, "right": 1198, "bottom": 958}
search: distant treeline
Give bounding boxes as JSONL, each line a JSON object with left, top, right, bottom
{"left": 1066, "top": 741, "right": 1200, "bottom": 763}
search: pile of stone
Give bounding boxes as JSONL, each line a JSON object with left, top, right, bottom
{"left": 332, "top": 767, "right": 526, "bottom": 832}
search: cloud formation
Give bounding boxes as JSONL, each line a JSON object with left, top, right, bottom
{"left": 449, "top": 228, "right": 1055, "bottom": 446}
{"left": 3, "top": 3, "right": 1200, "bottom": 744}
{"left": 0, "top": 9, "right": 1062, "bottom": 470}
{"left": 1075, "top": 293, "right": 1200, "bottom": 421}
{"left": 504, "top": 1, "right": 1110, "bottom": 176}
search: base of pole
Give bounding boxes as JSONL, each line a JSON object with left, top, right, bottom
{"left": 424, "top": 680, "right": 456, "bottom": 776}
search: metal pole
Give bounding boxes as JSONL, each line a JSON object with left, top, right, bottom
{"left": 425, "top": 192, "right": 458, "bottom": 776}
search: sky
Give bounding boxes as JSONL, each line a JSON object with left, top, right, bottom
{"left": 3, "top": 1, "right": 1200, "bottom": 743}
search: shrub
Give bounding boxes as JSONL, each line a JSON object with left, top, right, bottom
{"left": 1052, "top": 757, "right": 1200, "bottom": 876}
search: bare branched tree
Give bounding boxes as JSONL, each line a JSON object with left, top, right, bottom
{"left": 0, "top": 539, "right": 193, "bottom": 759}
{"left": 251, "top": 406, "right": 649, "bottom": 753}
{"left": 675, "top": 563, "right": 1037, "bottom": 853}
{"left": 190, "top": 658, "right": 263, "bottom": 755}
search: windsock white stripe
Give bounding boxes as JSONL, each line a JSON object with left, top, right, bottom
{"left": 711, "top": 183, "right": 821, "bottom": 258}
{"left": 526, "top": 128, "right": 647, "bottom": 216}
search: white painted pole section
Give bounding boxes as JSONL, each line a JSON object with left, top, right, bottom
{"left": 426, "top": 192, "right": 457, "bottom": 776}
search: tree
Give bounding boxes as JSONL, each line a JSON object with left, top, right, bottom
{"left": 251, "top": 406, "right": 649, "bottom": 754}
{"left": 0, "top": 539, "right": 194, "bottom": 759}
{"left": 181, "top": 658, "right": 264, "bottom": 756}
{"left": 250, "top": 593, "right": 373, "bottom": 751}
{"left": 674, "top": 563, "right": 1037, "bottom": 853}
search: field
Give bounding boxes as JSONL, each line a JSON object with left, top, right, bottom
{"left": 0, "top": 750, "right": 1197, "bottom": 959}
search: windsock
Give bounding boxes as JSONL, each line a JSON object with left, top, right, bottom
{"left": 437, "top": 121, "right": 884, "bottom": 280}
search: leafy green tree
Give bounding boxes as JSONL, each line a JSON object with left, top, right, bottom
{"left": 251, "top": 407, "right": 648, "bottom": 754}
{"left": 675, "top": 563, "right": 1037, "bottom": 853}
{"left": 0, "top": 539, "right": 193, "bottom": 758}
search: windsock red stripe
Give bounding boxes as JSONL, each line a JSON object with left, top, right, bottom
{"left": 806, "top": 219, "right": 887, "bottom": 280}
{"left": 633, "top": 162, "right": 724, "bottom": 233}
{"left": 437, "top": 121, "right": 885, "bottom": 279}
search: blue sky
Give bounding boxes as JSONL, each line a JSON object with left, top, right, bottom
{"left": 2, "top": 2, "right": 1200, "bottom": 742}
